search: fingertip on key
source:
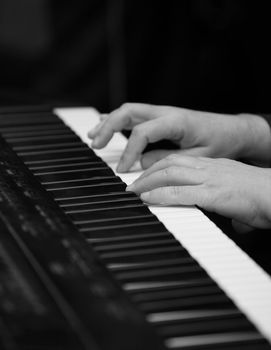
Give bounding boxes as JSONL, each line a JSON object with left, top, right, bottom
{"left": 91, "top": 138, "right": 100, "bottom": 148}
{"left": 140, "top": 192, "right": 150, "bottom": 202}
{"left": 126, "top": 184, "right": 135, "bottom": 192}
{"left": 87, "top": 131, "right": 95, "bottom": 139}
{"left": 116, "top": 163, "right": 125, "bottom": 173}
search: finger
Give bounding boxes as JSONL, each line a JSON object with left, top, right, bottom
{"left": 140, "top": 150, "right": 179, "bottom": 169}
{"left": 140, "top": 185, "right": 208, "bottom": 206}
{"left": 90, "top": 103, "right": 162, "bottom": 149}
{"left": 99, "top": 113, "right": 108, "bottom": 121}
{"left": 176, "top": 147, "right": 212, "bottom": 158}
{"left": 89, "top": 108, "right": 133, "bottom": 148}
{"left": 138, "top": 154, "right": 206, "bottom": 181}
{"left": 117, "top": 117, "right": 186, "bottom": 172}
{"left": 88, "top": 114, "right": 109, "bottom": 139}
{"left": 231, "top": 219, "right": 255, "bottom": 234}
{"left": 127, "top": 166, "right": 204, "bottom": 194}
{"left": 87, "top": 120, "right": 105, "bottom": 139}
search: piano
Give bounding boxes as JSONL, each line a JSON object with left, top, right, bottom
{"left": 0, "top": 106, "right": 270, "bottom": 350}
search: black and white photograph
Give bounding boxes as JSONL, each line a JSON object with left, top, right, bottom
{"left": 0, "top": 1, "right": 271, "bottom": 349}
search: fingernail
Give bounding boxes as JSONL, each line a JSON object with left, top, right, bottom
{"left": 140, "top": 192, "right": 150, "bottom": 202}
{"left": 91, "top": 139, "right": 98, "bottom": 147}
{"left": 126, "top": 184, "right": 135, "bottom": 192}
{"left": 116, "top": 163, "right": 125, "bottom": 173}
{"left": 88, "top": 128, "right": 96, "bottom": 137}
{"left": 92, "top": 136, "right": 101, "bottom": 148}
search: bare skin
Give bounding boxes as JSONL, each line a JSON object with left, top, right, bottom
{"left": 88, "top": 103, "right": 271, "bottom": 171}
{"left": 127, "top": 155, "right": 271, "bottom": 231}
{"left": 88, "top": 103, "right": 271, "bottom": 231}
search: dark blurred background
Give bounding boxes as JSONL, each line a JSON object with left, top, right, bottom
{"left": 0, "top": 0, "right": 271, "bottom": 272}
{"left": 0, "top": 0, "right": 271, "bottom": 114}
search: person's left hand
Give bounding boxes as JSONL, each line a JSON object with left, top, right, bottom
{"left": 126, "top": 155, "right": 271, "bottom": 232}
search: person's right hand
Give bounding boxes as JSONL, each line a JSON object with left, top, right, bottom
{"left": 88, "top": 103, "right": 271, "bottom": 172}
{"left": 126, "top": 155, "right": 271, "bottom": 232}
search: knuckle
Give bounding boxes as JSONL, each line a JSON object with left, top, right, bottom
{"left": 111, "top": 103, "right": 131, "bottom": 121}
{"left": 162, "top": 167, "right": 176, "bottom": 186}
{"left": 165, "top": 154, "right": 178, "bottom": 167}
{"left": 170, "top": 186, "right": 181, "bottom": 197}
{"left": 162, "top": 166, "right": 177, "bottom": 177}
{"left": 166, "top": 153, "right": 178, "bottom": 161}
{"left": 120, "top": 102, "right": 131, "bottom": 113}
{"left": 131, "top": 125, "right": 143, "bottom": 138}
{"left": 162, "top": 167, "right": 170, "bottom": 178}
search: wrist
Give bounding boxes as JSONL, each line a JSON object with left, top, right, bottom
{"left": 256, "top": 169, "right": 271, "bottom": 228}
{"left": 237, "top": 114, "right": 271, "bottom": 166}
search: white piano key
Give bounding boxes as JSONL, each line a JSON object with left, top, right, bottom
{"left": 56, "top": 107, "right": 271, "bottom": 344}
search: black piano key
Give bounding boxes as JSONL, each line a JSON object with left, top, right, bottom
{"left": 27, "top": 156, "right": 103, "bottom": 168}
{"left": 130, "top": 281, "right": 221, "bottom": 302}
{"left": 42, "top": 176, "right": 118, "bottom": 189}
{"left": 103, "top": 251, "right": 196, "bottom": 269}
{"left": 125, "top": 278, "right": 217, "bottom": 295}
{"left": 99, "top": 245, "right": 188, "bottom": 262}
{"left": 75, "top": 213, "right": 155, "bottom": 227}
{"left": 157, "top": 316, "right": 257, "bottom": 338}
{"left": 164, "top": 332, "right": 267, "bottom": 350}
{"left": 50, "top": 182, "right": 127, "bottom": 199}
{"left": 30, "top": 160, "right": 105, "bottom": 171}
{"left": 2, "top": 127, "right": 73, "bottom": 138}
{"left": 114, "top": 265, "right": 205, "bottom": 283}
{"left": 56, "top": 191, "right": 139, "bottom": 206}
{"left": 91, "top": 232, "right": 171, "bottom": 245}
{"left": 81, "top": 221, "right": 167, "bottom": 239}
{"left": 60, "top": 196, "right": 142, "bottom": 211}
{"left": 6, "top": 133, "right": 80, "bottom": 147}
{"left": 94, "top": 236, "right": 178, "bottom": 252}
{"left": 0, "top": 105, "right": 51, "bottom": 114}
{"left": 129, "top": 283, "right": 220, "bottom": 302}
{"left": 147, "top": 308, "right": 241, "bottom": 324}
{"left": 65, "top": 202, "right": 146, "bottom": 215}
{"left": 17, "top": 145, "right": 92, "bottom": 156}
{"left": 68, "top": 204, "right": 150, "bottom": 222}
{"left": 35, "top": 161, "right": 106, "bottom": 174}
{"left": 0, "top": 123, "right": 68, "bottom": 134}
{"left": 139, "top": 294, "right": 234, "bottom": 313}
{"left": 108, "top": 256, "right": 195, "bottom": 271}
{"left": 13, "top": 141, "right": 85, "bottom": 152}
{"left": 38, "top": 168, "right": 114, "bottom": 182}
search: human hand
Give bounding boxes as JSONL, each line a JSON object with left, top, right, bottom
{"left": 126, "top": 155, "right": 271, "bottom": 231}
{"left": 88, "top": 103, "right": 271, "bottom": 172}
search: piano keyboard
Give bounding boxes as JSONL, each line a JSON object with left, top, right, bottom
{"left": 0, "top": 106, "right": 270, "bottom": 350}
